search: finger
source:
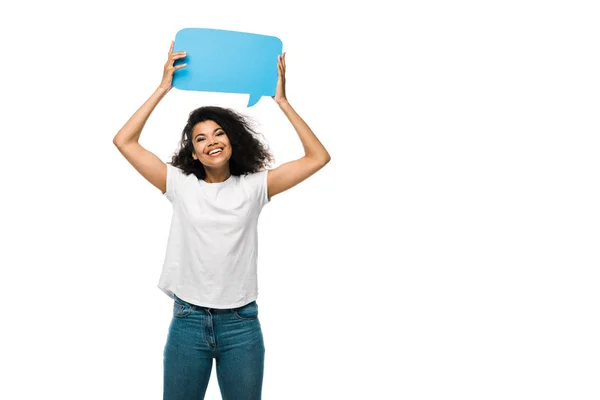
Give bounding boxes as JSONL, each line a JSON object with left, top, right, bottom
{"left": 169, "top": 40, "right": 174, "bottom": 54}
{"left": 278, "top": 54, "right": 284, "bottom": 75}
{"left": 169, "top": 54, "right": 187, "bottom": 64}
{"left": 174, "top": 63, "right": 187, "bottom": 70}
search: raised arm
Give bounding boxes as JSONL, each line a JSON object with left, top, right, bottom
{"left": 112, "top": 41, "right": 187, "bottom": 194}
{"left": 267, "top": 53, "right": 332, "bottom": 200}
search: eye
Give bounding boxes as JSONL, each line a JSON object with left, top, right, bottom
{"left": 196, "top": 131, "right": 225, "bottom": 142}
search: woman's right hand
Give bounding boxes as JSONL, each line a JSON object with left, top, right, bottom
{"left": 158, "top": 41, "right": 187, "bottom": 91}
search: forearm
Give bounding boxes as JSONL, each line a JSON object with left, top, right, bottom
{"left": 278, "top": 100, "right": 331, "bottom": 162}
{"left": 112, "top": 86, "right": 170, "bottom": 147}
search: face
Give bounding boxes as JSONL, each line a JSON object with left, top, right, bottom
{"left": 191, "top": 120, "right": 232, "bottom": 167}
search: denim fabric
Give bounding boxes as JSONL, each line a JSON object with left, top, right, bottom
{"left": 163, "top": 294, "right": 265, "bottom": 399}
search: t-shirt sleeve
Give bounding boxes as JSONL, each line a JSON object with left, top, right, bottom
{"left": 163, "top": 164, "right": 187, "bottom": 203}
{"left": 244, "top": 169, "right": 271, "bottom": 209}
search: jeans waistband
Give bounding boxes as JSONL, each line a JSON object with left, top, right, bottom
{"left": 174, "top": 294, "right": 247, "bottom": 313}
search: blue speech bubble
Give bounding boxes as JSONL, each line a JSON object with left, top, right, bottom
{"left": 172, "top": 28, "right": 283, "bottom": 107}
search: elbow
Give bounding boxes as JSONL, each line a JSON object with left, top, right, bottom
{"left": 112, "top": 133, "right": 122, "bottom": 147}
{"left": 308, "top": 153, "right": 331, "bottom": 166}
{"left": 316, "top": 154, "right": 331, "bottom": 168}
{"left": 112, "top": 129, "right": 129, "bottom": 147}
{"left": 113, "top": 134, "right": 129, "bottom": 148}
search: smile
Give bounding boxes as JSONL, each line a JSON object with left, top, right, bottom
{"left": 208, "top": 148, "right": 223, "bottom": 156}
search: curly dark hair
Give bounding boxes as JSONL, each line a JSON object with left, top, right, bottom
{"left": 168, "top": 106, "right": 274, "bottom": 180}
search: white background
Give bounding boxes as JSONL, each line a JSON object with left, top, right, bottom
{"left": 1, "top": 0, "right": 599, "bottom": 399}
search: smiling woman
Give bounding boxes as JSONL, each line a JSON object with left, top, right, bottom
{"left": 169, "top": 106, "right": 274, "bottom": 185}
{"left": 112, "top": 40, "right": 330, "bottom": 399}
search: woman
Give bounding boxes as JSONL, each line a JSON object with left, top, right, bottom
{"left": 112, "top": 41, "right": 331, "bottom": 399}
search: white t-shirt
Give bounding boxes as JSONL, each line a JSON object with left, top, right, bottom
{"left": 158, "top": 163, "right": 271, "bottom": 308}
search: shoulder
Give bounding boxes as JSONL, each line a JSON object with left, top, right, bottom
{"left": 164, "top": 164, "right": 197, "bottom": 200}
{"left": 240, "top": 169, "right": 270, "bottom": 204}
{"left": 240, "top": 169, "right": 269, "bottom": 185}
{"left": 167, "top": 164, "right": 196, "bottom": 180}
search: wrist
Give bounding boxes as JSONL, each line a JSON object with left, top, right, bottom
{"left": 156, "top": 85, "right": 171, "bottom": 95}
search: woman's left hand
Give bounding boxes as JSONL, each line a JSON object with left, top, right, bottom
{"left": 272, "top": 52, "right": 287, "bottom": 104}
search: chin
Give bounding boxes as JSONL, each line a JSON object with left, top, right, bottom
{"left": 202, "top": 156, "right": 230, "bottom": 165}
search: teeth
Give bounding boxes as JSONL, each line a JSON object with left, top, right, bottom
{"left": 209, "top": 149, "right": 222, "bottom": 155}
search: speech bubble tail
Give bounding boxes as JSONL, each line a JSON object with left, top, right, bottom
{"left": 247, "top": 93, "right": 261, "bottom": 107}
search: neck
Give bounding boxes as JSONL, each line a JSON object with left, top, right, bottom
{"left": 203, "top": 168, "right": 231, "bottom": 183}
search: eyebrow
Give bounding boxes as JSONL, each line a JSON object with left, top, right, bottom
{"left": 194, "top": 127, "right": 223, "bottom": 140}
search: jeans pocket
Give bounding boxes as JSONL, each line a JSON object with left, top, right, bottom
{"left": 234, "top": 301, "right": 258, "bottom": 320}
{"left": 173, "top": 297, "right": 192, "bottom": 318}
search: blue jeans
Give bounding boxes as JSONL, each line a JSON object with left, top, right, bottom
{"left": 163, "top": 294, "right": 265, "bottom": 399}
